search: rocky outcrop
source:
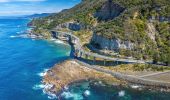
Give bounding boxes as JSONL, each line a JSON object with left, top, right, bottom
{"left": 43, "top": 60, "right": 122, "bottom": 95}
{"left": 94, "top": 0, "right": 125, "bottom": 21}
{"left": 91, "top": 33, "right": 134, "bottom": 50}
{"left": 146, "top": 23, "right": 156, "bottom": 42}
{"left": 56, "top": 21, "right": 83, "bottom": 31}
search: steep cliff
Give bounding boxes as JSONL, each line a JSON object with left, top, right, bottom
{"left": 94, "top": 0, "right": 125, "bottom": 21}
{"left": 91, "top": 33, "right": 134, "bottom": 50}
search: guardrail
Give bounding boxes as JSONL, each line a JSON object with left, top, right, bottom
{"left": 52, "top": 30, "right": 170, "bottom": 88}
{"left": 51, "top": 30, "right": 150, "bottom": 64}
{"left": 76, "top": 60, "right": 170, "bottom": 88}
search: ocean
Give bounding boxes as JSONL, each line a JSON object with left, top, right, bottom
{"left": 0, "top": 18, "right": 70, "bottom": 100}
{"left": 0, "top": 17, "right": 170, "bottom": 100}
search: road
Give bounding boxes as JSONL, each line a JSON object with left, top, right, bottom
{"left": 51, "top": 30, "right": 151, "bottom": 64}
{"left": 76, "top": 60, "right": 170, "bottom": 88}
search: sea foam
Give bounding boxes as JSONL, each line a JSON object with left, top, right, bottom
{"left": 10, "top": 35, "right": 17, "bottom": 38}
{"left": 42, "top": 84, "right": 57, "bottom": 99}
{"left": 33, "top": 84, "right": 46, "bottom": 90}
{"left": 131, "top": 85, "right": 141, "bottom": 89}
{"left": 10, "top": 34, "right": 28, "bottom": 38}
{"left": 54, "top": 40, "right": 65, "bottom": 44}
{"left": 118, "top": 90, "right": 125, "bottom": 97}
{"left": 50, "top": 38, "right": 66, "bottom": 45}
{"left": 37, "top": 69, "right": 49, "bottom": 77}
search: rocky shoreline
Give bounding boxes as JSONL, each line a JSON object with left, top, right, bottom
{"left": 42, "top": 60, "right": 170, "bottom": 99}
{"left": 42, "top": 60, "right": 126, "bottom": 98}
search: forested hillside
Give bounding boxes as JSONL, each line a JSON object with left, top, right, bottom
{"left": 30, "top": 0, "right": 170, "bottom": 65}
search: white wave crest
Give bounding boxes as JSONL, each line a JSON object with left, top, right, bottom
{"left": 54, "top": 40, "right": 65, "bottom": 44}
{"left": 50, "top": 38, "right": 56, "bottom": 41}
{"left": 42, "top": 84, "right": 57, "bottom": 99}
{"left": 50, "top": 38, "right": 66, "bottom": 44}
{"left": 131, "top": 85, "right": 141, "bottom": 89}
{"left": 10, "top": 34, "right": 28, "bottom": 38}
{"left": 16, "top": 31, "right": 23, "bottom": 34}
{"left": 118, "top": 90, "right": 125, "bottom": 97}
{"left": 48, "top": 94, "right": 57, "bottom": 100}
{"left": 33, "top": 84, "right": 46, "bottom": 90}
{"left": 38, "top": 72, "right": 47, "bottom": 77}
{"left": 83, "top": 90, "right": 90, "bottom": 96}
{"left": 60, "top": 91, "right": 84, "bottom": 100}
{"left": 61, "top": 92, "right": 74, "bottom": 99}
{"left": 37, "top": 69, "right": 49, "bottom": 77}
{"left": 10, "top": 35, "right": 17, "bottom": 38}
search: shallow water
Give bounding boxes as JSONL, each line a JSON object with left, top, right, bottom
{"left": 59, "top": 81, "right": 170, "bottom": 100}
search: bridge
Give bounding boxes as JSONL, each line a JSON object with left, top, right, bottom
{"left": 51, "top": 30, "right": 151, "bottom": 64}
{"left": 49, "top": 30, "right": 170, "bottom": 88}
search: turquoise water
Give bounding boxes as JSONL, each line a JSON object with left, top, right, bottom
{"left": 1, "top": 17, "right": 170, "bottom": 100}
{"left": 62, "top": 81, "right": 170, "bottom": 100}
{"left": 0, "top": 18, "right": 71, "bottom": 100}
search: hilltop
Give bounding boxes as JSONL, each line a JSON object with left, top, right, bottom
{"left": 30, "top": 0, "right": 170, "bottom": 65}
{"left": 24, "top": 13, "right": 52, "bottom": 18}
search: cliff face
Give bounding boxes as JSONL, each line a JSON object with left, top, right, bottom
{"left": 91, "top": 33, "right": 134, "bottom": 50}
{"left": 55, "top": 22, "right": 83, "bottom": 31}
{"left": 94, "top": 0, "right": 125, "bottom": 21}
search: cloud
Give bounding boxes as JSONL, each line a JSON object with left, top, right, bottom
{"left": 0, "top": 0, "right": 81, "bottom": 16}
{"left": 0, "top": 0, "right": 46, "bottom": 2}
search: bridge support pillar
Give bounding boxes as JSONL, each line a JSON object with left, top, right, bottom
{"left": 104, "top": 59, "right": 106, "bottom": 66}
{"left": 78, "top": 51, "right": 80, "bottom": 57}
{"left": 85, "top": 54, "right": 88, "bottom": 59}
{"left": 93, "top": 57, "right": 96, "bottom": 65}
{"left": 80, "top": 51, "right": 83, "bottom": 58}
{"left": 116, "top": 61, "right": 119, "bottom": 65}
{"left": 81, "top": 51, "right": 84, "bottom": 58}
{"left": 74, "top": 49, "right": 79, "bottom": 58}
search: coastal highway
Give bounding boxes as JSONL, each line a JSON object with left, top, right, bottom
{"left": 51, "top": 30, "right": 152, "bottom": 64}
{"left": 76, "top": 60, "right": 170, "bottom": 88}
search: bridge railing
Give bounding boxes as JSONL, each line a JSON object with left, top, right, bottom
{"left": 51, "top": 30, "right": 148, "bottom": 64}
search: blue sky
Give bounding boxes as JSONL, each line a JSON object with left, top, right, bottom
{"left": 0, "top": 0, "right": 80, "bottom": 16}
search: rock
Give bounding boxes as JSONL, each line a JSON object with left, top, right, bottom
{"left": 94, "top": 0, "right": 125, "bottom": 21}
{"left": 55, "top": 21, "right": 83, "bottom": 31}
{"left": 68, "top": 23, "right": 81, "bottom": 31}
{"left": 43, "top": 60, "right": 122, "bottom": 96}
{"left": 91, "top": 33, "right": 134, "bottom": 50}
{"left": 147, "top": 23, "right": 156, "bottom": 42}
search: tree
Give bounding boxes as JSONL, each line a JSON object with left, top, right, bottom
{"left": 153, "top": 51, "right": 159, "bottom": 64}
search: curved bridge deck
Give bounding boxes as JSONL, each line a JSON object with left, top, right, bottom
{"left": 51, "top": 30, "right": 170, "bottom": 88}
{"left": 51, "top": 30, "right": 150, "bottom": 64}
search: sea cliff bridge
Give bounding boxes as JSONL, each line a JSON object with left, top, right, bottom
{"left": 51, "top": 30, "right": 151, "bottom": 65}
{"left": 50, "top": 30, "right": 170, "bottom": 89}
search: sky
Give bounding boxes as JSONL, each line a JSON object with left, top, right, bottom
{"left": 0, "top": 0, "right": 81, "bottom": 16}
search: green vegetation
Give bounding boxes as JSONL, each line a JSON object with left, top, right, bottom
{"left": 30, "top": 0, "right": 170, "bottom": 65}
{"left": 133, "top": 64, "right": 170, "bottom": 71}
